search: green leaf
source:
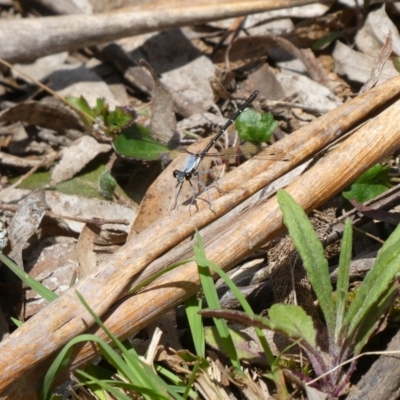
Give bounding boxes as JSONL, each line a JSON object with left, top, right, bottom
{"left": 66, "top": 95, "right": 93, "bottom": 116}
{"left": 80, "top": 364, "right": 114, "bottom": 400}
{"left": 334, "top": 219, "right": 352, "bottom": 340}
{"left": 200, "top": 307, "right": 316, "bottom": 349}
{"left": 344, "top": 223, "right": 400, "bottom": 338}
{"left": 277, "top": 190, "right": 336, "bottom": 335}
{"left": 235, "top": 109, "right": 278, "bottom": 143}
{"left": 94, "top": 97, "right": 106, "bottom": 114}
{"left": 353, "top": 282, "right": 397, "bottom": 355}
{"left": 342, "top": 164, "right": 391, "bottom": 203}
{"left": 10, "top": 170, "right": 50, "bottom": 191}
{"left": 57, "top": 166, "right": 116, "bottom": 198}
{"left": 76, "top": 368, "right": 168, "bottom": 400}
{"left": 67, "top": 97, "right": 135, "bottom": 136}
{"left": 66, "top": 95, "right": 94, "bottom": 124}
{"left": 112, "top": 123, "right": 171, "bottom": 161}
{"left": 14, "top": 164, "right": 128, "bottom": 201}
{"left": 269, "top": 304, "right": 317, "bottom": 347}
{"left": 107, "top": 107, "right": 135, "bottom": 132}
{"left": 11, "top": 317, "right": 23, "bottom": 327}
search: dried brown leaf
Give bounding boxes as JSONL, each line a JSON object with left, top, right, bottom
{"left": 360, "top": 32, "right": 393, "bottom": 94}
{"left": 76, "top": 224, "right": 100, "bottom": 279}
{"left": 50, "top": 136, "right": 111, "bottom": 186}
{"left": 7, "top": 190, "right": 48, "bottom": 269}
{"left": 0, "top": 99, "right": 85, "bottom": 133}
{"left": 140, "top": 59, "right": 177, "bottom": 143}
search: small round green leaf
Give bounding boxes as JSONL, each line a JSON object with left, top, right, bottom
{"left": 235, "top": 109, "right": 278, "bottom": 143}
{"left": 343, "top": 164, "right": 391, "bottom": 203}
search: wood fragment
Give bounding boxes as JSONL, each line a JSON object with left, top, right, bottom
{"left": 346, "top": 330, "right": 400, "bottom": 400}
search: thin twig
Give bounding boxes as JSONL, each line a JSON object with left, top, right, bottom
{"left": 0, "top": 203, "right": 130, "bottom": 226}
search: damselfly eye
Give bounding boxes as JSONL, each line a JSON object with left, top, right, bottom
{"left": 185, "top": 173, "right": 192, "bottom": 180}
{"left": 173, "top": 170, "right": 178, "bottom": 178}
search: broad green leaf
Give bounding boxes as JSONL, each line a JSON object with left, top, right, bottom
{"left": 269, "top": 304, "right": 317, "bottom": 347}
{"left": 235, "top": 109, "right": 278, "bottom": 143}
{"left": 57, "top": 165, "right": 121, "bottom": 199}
{"left": 10, "top": 170, "right": 50, "bottom": 191}
{"left": 66, "top": 95, "right": 93, "bottom": 115}
{"left": 112, "top": 123, "right": 172, "bottom": 161}
{"left": 342, "top": 164, "right": 391, "bottom": 203}
{"left": 344, "top": 223, "right": 400, "bottom": 337}
{"left": 200, "top": 307, "right": 316, "bottom": 348}
{"left": 14, "top": 164, "right": 127, "bottom": 200}
{"left": 277, "top": 190, "right": 336, "bottom": 335}
{"left": 353, "top": 282, "right": 397, "bottom": 355}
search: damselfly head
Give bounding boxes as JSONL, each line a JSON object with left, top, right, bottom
{"left": 173, "top": 170, "right": 186, "bottom": 183}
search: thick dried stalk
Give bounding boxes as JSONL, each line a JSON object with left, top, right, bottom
{"left": 0, "top": 0, "right": 330, "bottom": 63}
{"left": 1, "top": 77, "right": 400, "bottom": 398}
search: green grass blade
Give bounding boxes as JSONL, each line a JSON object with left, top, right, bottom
{"left": 277, "top": 190, "right": 335, "bottom": 335}
{"left": 184, "top": 295, "right": 205, "bottom": 357}
{"left": 81, "top": 364, "right": 113, "bottom": 400}
{"left": 192, "top": 235, "right": 240, "bottom": 370}
{"left": 41, "top": 336, "right": 80, "bottom": 399}
{"left": 334, "top": 219, "right": 352, "bottom": 340}
{"left": 10, "top": 317, "right": 23, "bottom": 327}
{"left": 41, "top": 331, "right": 179, "bottom": 400}
{"left": 193, "top": 231, "right": 288, "bottom": 398}
{"left": 200, "top": 257, "right": 277, "bottom": 366}
{"left": 75, "top": 292, "right": 184, "bottom": 399}
{"left": 0, "top": 253, "right": 57, "bottom": 302}
{"left": 41, "top": 334, "right": 129, "bottom": 400}
{"left": 76, "top": 369, "right": 160, "bottom": 400}
{"left": 128, "top": 259, "right": 194, "bottom": 295}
